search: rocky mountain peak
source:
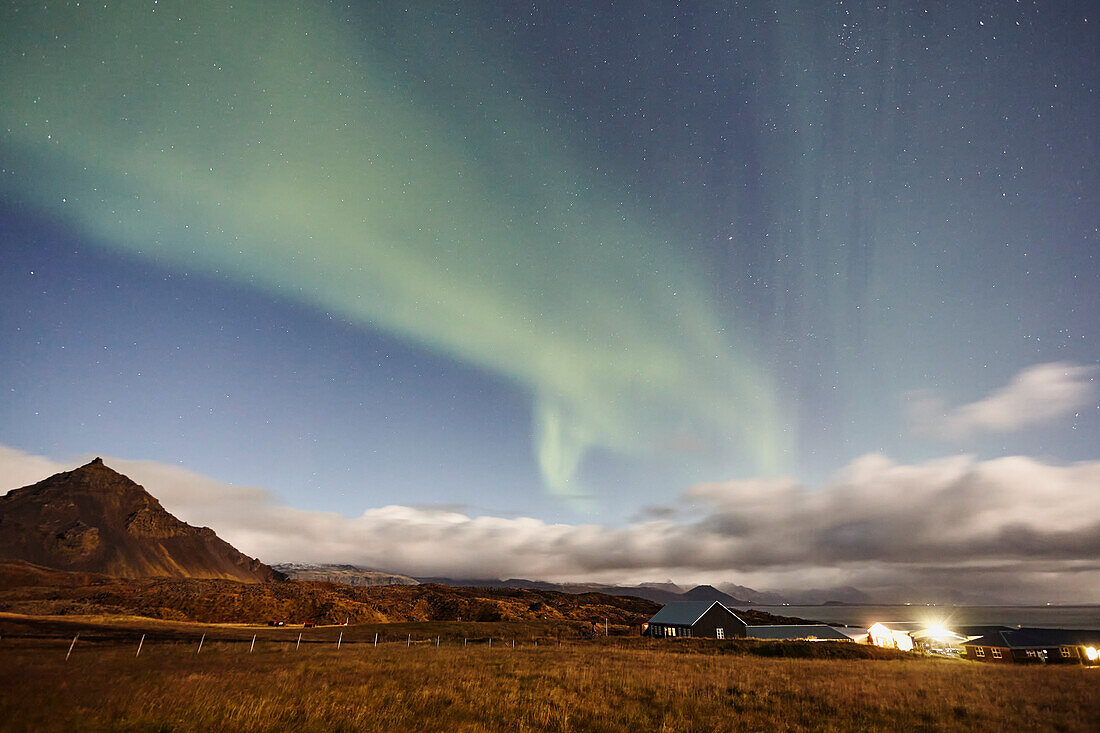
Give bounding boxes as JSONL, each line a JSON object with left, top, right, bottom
{"left": 0, "top": 460, "right": 283, "bottom": 583}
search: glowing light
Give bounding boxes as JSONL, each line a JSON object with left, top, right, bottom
{"left": 1086, "top": 646, "right": 1098, "bottom": 662}
{"left": 924, "top": 624, "right": 948, "bottom": 639}
{"left": 867, "top": 622, "right": 914, "bottom": 652}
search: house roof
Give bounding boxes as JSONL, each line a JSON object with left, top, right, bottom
{"left": 746, "top": 625, "right": 851, "bottom": 641}
{"left": 648, "top": 601, "right": 742, "bottom": 627}
{"left": 962, "top": 628, "right": 1100, "bottom": 649}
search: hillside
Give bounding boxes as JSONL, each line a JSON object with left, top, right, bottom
{"left": 0, "top": 560, "right": 815, "bottom": 627}
{"left": 0, "top": 560, "right": 657, "bottom": 625}
{"left": 274, "top": 563, "right": 418, "bottom": 586}
{"left": 0, "top": 459, "right": 282, "bottom": 582}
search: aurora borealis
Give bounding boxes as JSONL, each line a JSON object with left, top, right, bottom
{"left": 1, "top": 0, "right": 787, "bottom": 499}
{"left": 1, "top": 2, "right": 1097, "bottom": 600}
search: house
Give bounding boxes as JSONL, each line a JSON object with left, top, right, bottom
{"left": 745, "top": 624, "right": 851, "bottom": 641}
{"left": 645, "top": 601, "right": 747, "bottom": 639}
{"left": 962, "top": 628, "right": 1100, "bottom": 665}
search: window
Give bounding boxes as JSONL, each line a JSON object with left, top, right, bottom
{"left": 1061, "top": 647, "right": 1072, "bottom": 658}
{"left": 669, "top": 627, "right": 676, "bottom": 637}
{"left": 991, "top": 649, "right": 1002, "bottom": 659}
{"left": 716, "top": 628, "right": 725, "bottom": 639}
{"left": 975, "top": 647, "right": 985, "bottom": 657}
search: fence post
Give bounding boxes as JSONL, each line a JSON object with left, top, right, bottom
{"left": 407, "top": 634, "right": 411, "bottom": 648}
{"left": 489, "top": 638, "right": 492, "bottom": 648}
{"left": 374, "top": 632, "right": 378, "bottom": 647}
{"left": 464, "top": 638, "right": 467, "bottom": 647}
{"left": 337, "top": 632, "right": 343, "bottom": 650}
{"left": 66, "top": 634, "right": 79, "bottom": 661}
{"left": 250, "top": 635, "right": 256, "bottom": 653}
{"left": 436, "top": 636, "right": 439, "bottom": 647}
{"left": 136, "top": 633, "right": 145, "bottom": 658}
{"left": 197, "top": 633, "right": 205, "bottom": 654}
{"left": 512, "top": 639, "right": 515, "bottom": 649}
{"left": 296, "top": 632, "right": 302, "bottom": 650}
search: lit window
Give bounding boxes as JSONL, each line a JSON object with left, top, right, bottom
{"left": 991, "top": 649, "right": 1002, "bottom": 659}
{"left": 670, "top": 627, "right": 676, "bottom": 637}
{"left": 716, "top": 628, "right": 725, "bottom": 639}
{"left": 975, "top": 647, "right": 985, "bottom": 657}
{"left": 1061, "top": 647, "right": 1072, "bottom": 658}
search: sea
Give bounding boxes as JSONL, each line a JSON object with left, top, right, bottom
{"left": 748, "top": 605, "right": 1100, "bottom": 630}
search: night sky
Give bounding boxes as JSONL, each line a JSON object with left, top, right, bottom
{"left": 1, "top": 1, "right": 1097, "bottom": 602}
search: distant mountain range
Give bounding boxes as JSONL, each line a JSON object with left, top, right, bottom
{"left": 274, "top": 563, "right": 417, "bottom": 586}
{"left": 411, "top": 577, "right": 873, "bottom": 606}
{"left": 264, "top": 565, "right": 871, "bottom": 606}
{"left": 414, "top": 578, "right": 760, "bottom": 605}
{"left": 0, "top": 458, "right": 282, "bottom": 582}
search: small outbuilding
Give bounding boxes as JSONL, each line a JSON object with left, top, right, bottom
{"left": 745, "top": 624, "right": 851, "bottom": 641}
{"left": 646, "top": 601, "right": 747, "bottom": 639}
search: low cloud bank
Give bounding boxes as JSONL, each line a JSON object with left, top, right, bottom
{"left": 909, "top": 362, "right": 1096, "bottom": 441}
{"left": 3, "top": 445, "right": 1098, "bottom": 603}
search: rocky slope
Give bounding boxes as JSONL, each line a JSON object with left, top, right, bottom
{"left": 0, "top": 458, "right": 282, "bottom": 582}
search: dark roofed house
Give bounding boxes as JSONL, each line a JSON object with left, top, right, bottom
{"left": 746, "top": 624, "right": 851, "bottom": 641}
{"left": 646, "top": 601, "right": 747, "bottom": 639}
{"left": 962, "top": 628, "right": 1100, "bottom": 665}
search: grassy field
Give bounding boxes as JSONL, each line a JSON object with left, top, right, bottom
{"left": 1, "top": 617, "right": 1098, "bottom": 731}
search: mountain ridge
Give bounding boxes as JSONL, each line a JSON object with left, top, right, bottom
{"left": 0, "top": 458, "right": 282, "bottom": 582}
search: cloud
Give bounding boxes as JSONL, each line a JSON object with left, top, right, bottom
{"left": 4, "top": 444, "right": 1099, "bottom": 603}
{"left": 0, "top": 446, "right": 68, "bottom": 492}
{"left": 908, "top": 362, "right": 1096, "bottom": 441}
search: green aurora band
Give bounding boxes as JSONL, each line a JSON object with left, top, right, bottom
{"left": 0, "top": 1, "right": 789, "bottom": 498}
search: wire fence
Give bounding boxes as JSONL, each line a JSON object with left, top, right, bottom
{"left": 0, "top": 624, "right": 652, "bottom": 661}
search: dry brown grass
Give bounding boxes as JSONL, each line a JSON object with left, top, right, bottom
{"left": 2, "top": 627, "right": 1098, "bottom": 732}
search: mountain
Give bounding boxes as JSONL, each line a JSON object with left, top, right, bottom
{"left": 0, "top": 458, "right": 282, "bottom": 582}
{"left": 715, "top": 583, "right": 789, "bottom": 605}
{"left": 274, "top": 563, "right": 418, "bottom": 586}
{"left": 680, "top": 584, "right": 745, "bottom": 604}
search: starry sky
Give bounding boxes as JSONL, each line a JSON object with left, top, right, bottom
{"left": 1, "top": 2, "right": 1097, "bottom": 601}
